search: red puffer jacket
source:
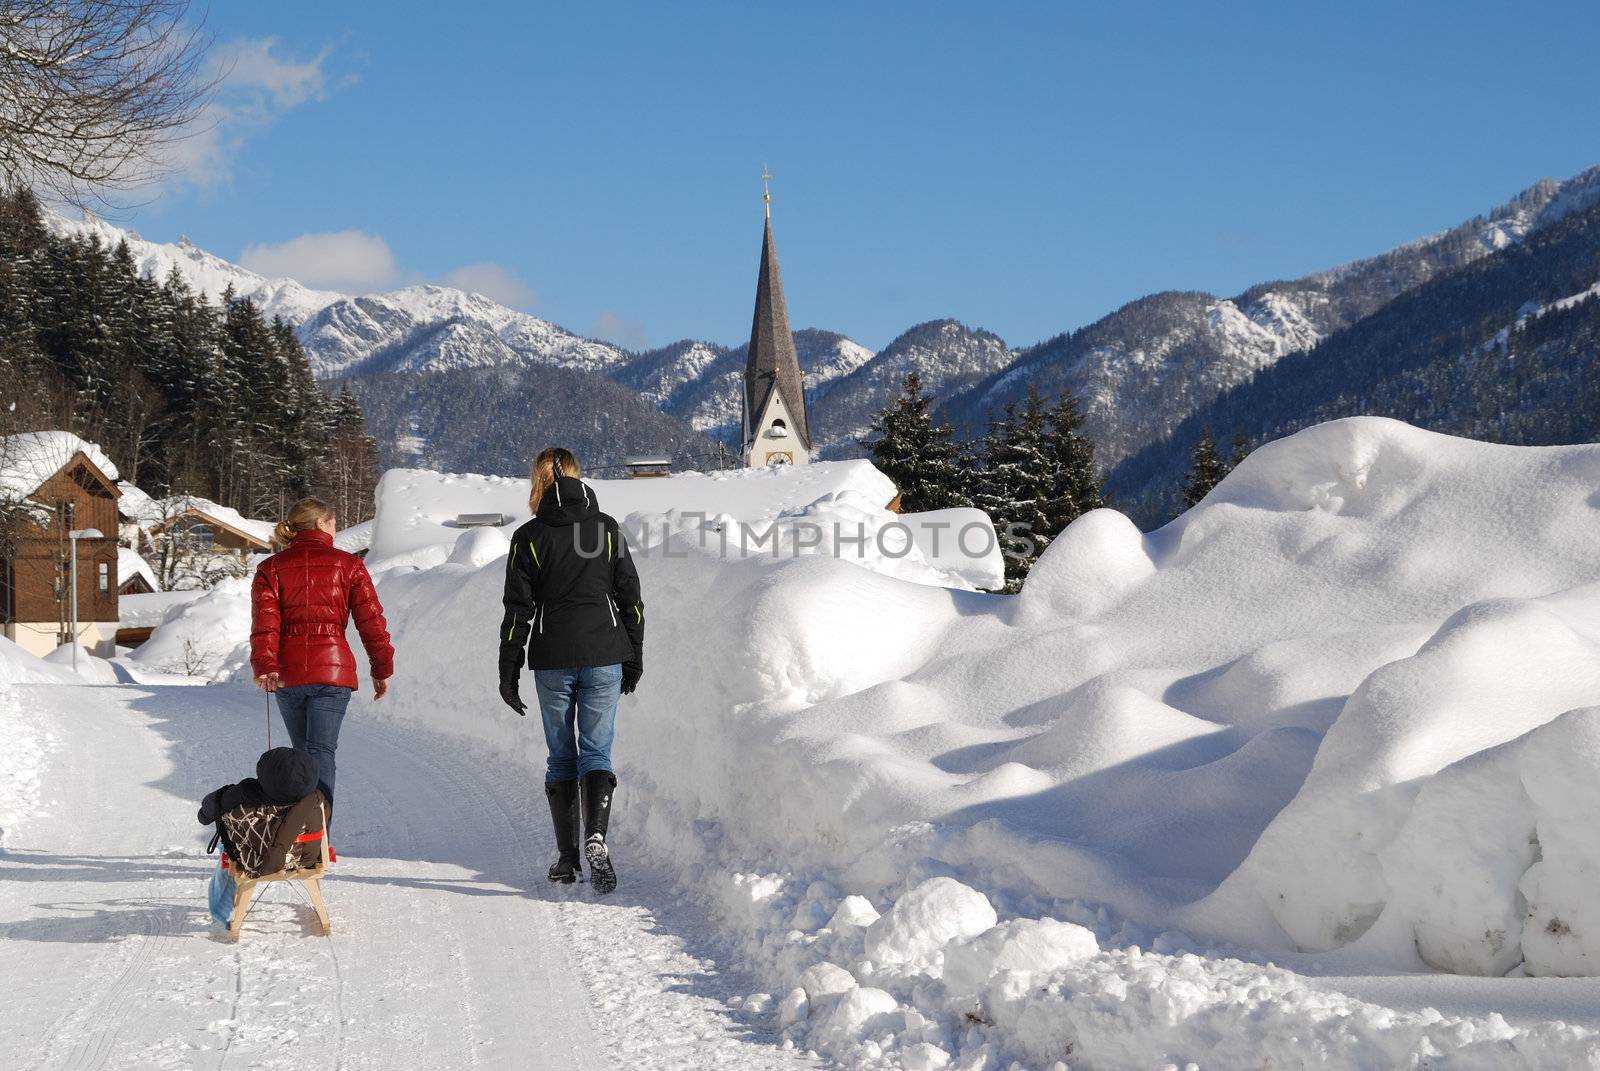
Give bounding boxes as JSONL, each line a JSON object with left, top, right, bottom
{"left": 250, "top": 530, "right": 394, "bottom": 689}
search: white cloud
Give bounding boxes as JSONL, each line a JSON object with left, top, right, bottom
{"left": 439, "top": 262, "right": 538, "bottom": 309}
{"left": 239, "top": 231, "right": 398, "bottom": 292}
{"left": 592, "top": 310, "right": 650, "bottom": 351}
{"left": 217, "top": 37, "right": 331, "bottom": 112}
{"left": 160, "top": 37, "right": 338, "bottom": 192}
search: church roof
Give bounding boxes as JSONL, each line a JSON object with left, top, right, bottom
{"left": 744, "top": 214, "right": 811, "bottom": 450}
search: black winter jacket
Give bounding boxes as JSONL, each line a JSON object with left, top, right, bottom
{"left": 197, "top": 747, "right": 320, "bottom": 824}
{"left": 499, "top": 475, "right": 644, "bottom": 675}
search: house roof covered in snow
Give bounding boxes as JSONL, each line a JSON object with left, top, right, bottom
{"left": 117, "top": 481, "right": 164, "bottom": 527}
{"left": 334, "top": 519, "right": 373, "bottom": 553}
{"left": 117, "top": 589, "right": 204, "bottom": 629}
{"left": 117, "top": 547, "right": 159, "bottom": 592}
{"left": 150, "top": 496, "right": 275, "bottom": 549}
{"left": 0, "top": 432, "right": 120, "bottom": 503}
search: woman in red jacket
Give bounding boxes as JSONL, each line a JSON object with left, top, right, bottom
{"left": 251, "top": 497, "right": 394, "bottom": 814}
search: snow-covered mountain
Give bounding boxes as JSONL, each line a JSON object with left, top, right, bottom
{"left": 940, "top": 164, "right": 1600, "bottom": 469}
{"left": 45, "top": 163, "right": 1600, "bottom": 483}
{"left": 43, "top": 209, "right": 632, "bottom": 381}
{"left": 44, "top": 210, "right": 345, "bottom": 325}
{"left": 615, "top": 329, "right": 875, "bottom": 439}
{"left": 810, "top": 319, "right": 1015, "bottom": 456}
{"left": 297, "top": 285, "right": 629, "bottom": 378}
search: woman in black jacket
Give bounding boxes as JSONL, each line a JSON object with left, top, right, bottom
{"left": 499, "top": 447, "right": 643, "bottom": 894}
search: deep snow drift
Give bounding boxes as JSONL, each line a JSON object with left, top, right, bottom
{"left": 133, "top": 421, "right": 1600, "bottom": 1067}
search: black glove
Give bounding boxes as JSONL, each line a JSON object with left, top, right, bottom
{"left": 499, "top": 644, "right": 527, "bottom": 715}
{"left": 621, "top": 657, "right": 643, "bottom": 696}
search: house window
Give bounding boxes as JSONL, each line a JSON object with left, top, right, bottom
{"left": 768, "top": 418, "right": 789, "bottom": 438}
{"left": 180, "top": 519, "right": 216, "bottom": 548}
{"left": 98, "top": 562, "right": 110, "bottom": 595}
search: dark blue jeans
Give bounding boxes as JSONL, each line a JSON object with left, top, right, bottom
{"left": 276, "top": 684, "right": 352, "bottom": 807}
{"left": 533, "top": 664, "right": 621, "bottom": 782}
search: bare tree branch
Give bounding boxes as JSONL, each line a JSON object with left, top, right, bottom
{"left": 0, "top": 0, "right": 215, "bottom": 205}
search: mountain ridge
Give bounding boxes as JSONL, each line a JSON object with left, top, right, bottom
{"left": 43, "top": 163, "right": 1600, "bottom": 483}
{"left": 938, "top": 164, "right": 1600, "bottom": 471}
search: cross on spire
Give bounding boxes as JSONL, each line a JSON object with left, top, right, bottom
{"left": 762, "top": 165, "right": 772, "bottom": 219}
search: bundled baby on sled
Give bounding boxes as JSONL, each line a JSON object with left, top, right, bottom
{"left": 198, "top": 747, "right": 333, "bottom": 936}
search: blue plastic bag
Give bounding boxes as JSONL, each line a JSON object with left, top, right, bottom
{"left": 208, "top": 861, "right": 236, "bottom": 928}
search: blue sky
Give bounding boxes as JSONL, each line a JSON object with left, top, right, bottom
{"left": 125, "top": 1, "right": 1600, "bottom": 352}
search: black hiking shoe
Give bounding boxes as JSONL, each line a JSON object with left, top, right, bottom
{"left": 545, "top": 779, "right": 581, "bottom": 885}
{"left": 581, "top": 770, "right": 618, "bottom": 895}
{"left": 585, "top": 836, "right": 616, "bottom": 895}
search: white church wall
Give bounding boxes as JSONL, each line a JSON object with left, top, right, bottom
{"left": 745, "top": 388, "right": 811, "bottom": 467}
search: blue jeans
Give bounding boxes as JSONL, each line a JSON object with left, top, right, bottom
{"left": 276, "top": 684, "right": 352, "bottom": 807}
{"left": 533, "top": 664, "right": 621, "bottom": 783}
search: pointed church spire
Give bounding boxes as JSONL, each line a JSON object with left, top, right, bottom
{"left": 743, "top": 173, "right": 811, "bottom": 463}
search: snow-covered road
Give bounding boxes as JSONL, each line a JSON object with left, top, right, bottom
{"left": 0, "top": 677, "right": 809, "bottom": 1071}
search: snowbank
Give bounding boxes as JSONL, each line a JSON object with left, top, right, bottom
{"left": 127, "top": 577, "right": 253, "bottom": 680}
{"left": 133, "top": 419, "right": 1600, "bottom": 1063}
{"left": 0, "top": 638, "right": 73, "bottom": 847}
{"left": 367, "top": 461, "right": 1001, "bottom": 590}
{"left": 367, "top": 461, "right": 898, "bottom": 564}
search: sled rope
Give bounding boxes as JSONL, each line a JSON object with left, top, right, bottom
{"left": 266, "top": 690, "right": 273, "bottom": 749}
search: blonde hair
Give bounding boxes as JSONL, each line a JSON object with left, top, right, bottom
{"left": 274, "top": 497, "right": 335, "bottom": 546}
{"left": 529, "top": 447, "right": 581, "bottom": 511}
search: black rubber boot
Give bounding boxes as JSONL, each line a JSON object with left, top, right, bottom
{"left": 581, "top": 770, "right": 618, "bottom": 895}
{"left": 544, "top": 779, "right": 581, "bottom": 884}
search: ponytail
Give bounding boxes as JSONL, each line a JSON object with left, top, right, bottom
{"left": 529, "top": 447, "right": 581, "bottom": 512}
{"left": 274, "top": 497, "right": 335, "bottom": 547}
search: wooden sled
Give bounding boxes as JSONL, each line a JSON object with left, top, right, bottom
{"left": 228, "top": 803, "right": 333, "bottom": 941}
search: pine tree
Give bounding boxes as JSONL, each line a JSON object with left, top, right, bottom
{"left": 1040, "top": 388, "right": 1105, "bottom": 536}
{"left": 320, "top": 386, "right": 380, "bottom": 522}
{"left": 972, "top": 388, "right": 1054, "bottom": 591}
{"left": 1181, "top": 427, "right": 1231, "bottom": 510}
{"left": 0, "top": 185, "right": 379, "bottom": 536}
{"left": 863, "top": 370, "right": 969, "bottom": 512}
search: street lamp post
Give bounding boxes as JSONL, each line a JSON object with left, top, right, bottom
{"left": 67, "top": 527, "right": 103, "bottom": 673}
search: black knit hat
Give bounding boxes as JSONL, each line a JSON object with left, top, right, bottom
{"left": 255, "top": 747, "right": 320, "bottom": 804}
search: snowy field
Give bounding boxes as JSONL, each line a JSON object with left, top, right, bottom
{"left": 9, "top": 423, "right": 1600, "bottom": 1068}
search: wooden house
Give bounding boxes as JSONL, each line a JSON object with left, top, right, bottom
{"left": 146, "top": 499, "right": 275, "bottom": 557}
{"left": 0, "top": 433, "right": 121, "bottom": 657}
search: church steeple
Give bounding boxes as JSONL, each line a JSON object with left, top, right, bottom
{"left": 742, "top": 172, "right": 811, "bottom": 465}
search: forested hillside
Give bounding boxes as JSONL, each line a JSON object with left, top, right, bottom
{"left": 0, "top": 189, "right": 379, "bottom": 521}
{"left": 939, "top": 166, "right": 1600, "bottom": 474}
{"left": 341, "top": 364, "right": 717, "bottom": 477}
{"left": 1110, "top": 197, "right": 1600, "bottom": 522}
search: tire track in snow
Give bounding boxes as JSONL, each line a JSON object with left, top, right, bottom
{"left": 360, "top": 721, "right": 805, "bottom": 1070}
{"left": 326, "top": 740, "right": 486, "bottom": 1067}
{"left": 347, "top": 723, "right": 599, "bottom": 1068}
{"left": 54, "top": 901, "right": 184, "bottom": 1071}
